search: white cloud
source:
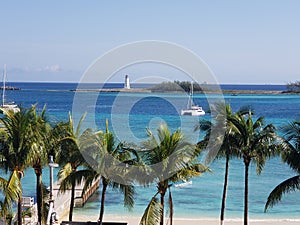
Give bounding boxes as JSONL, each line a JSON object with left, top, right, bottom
{"left": 38, "top": 64, "right": 61, "bottom": 72}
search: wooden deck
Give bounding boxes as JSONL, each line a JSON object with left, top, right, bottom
{"left": 74, "top": 179, "right": 100, "bottom": 207}
{"left": 52, "top": 178, "right": 100, "bottom": 221}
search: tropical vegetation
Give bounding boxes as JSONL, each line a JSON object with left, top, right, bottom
{"left": 286, "top": 81, "right": 300, "bottom": 93}
{"left": 56, "top": 113, "right": 92, "bottom": 222}
{"left": 94, "top": 121, "right": 137, "bottom": 225}
{"left": 150, "top": 80, "right": 210, "bottom": 93}
{"left": 0, "top": 106, "right": 52, "bottom": 225}
{"left": 265, "top": 120, "right": 300, "bottom": 211}
{"left": 140, "top": 123, "right": 209, "bottom": 225}
{"left": 0, "top": 104, "right": 298, "bottom": 225}
{"left": 196, "top": 104, "right": 236, "bottom": 225}
{"left": 227, "top": 110, "right": 279, "bottom": 225}
{"left": 196, "top": 104, "right": 282, "bottom": 225}
{"left": 0, "top": 171, "right": 21, "bottom": 224}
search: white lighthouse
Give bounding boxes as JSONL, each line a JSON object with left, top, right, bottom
{"left": 124, "top": 75, "right": 130, "bottom": 89}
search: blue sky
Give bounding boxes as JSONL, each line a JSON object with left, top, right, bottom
{"left": 0, "top": 1, "right": 300, "bottom": 84}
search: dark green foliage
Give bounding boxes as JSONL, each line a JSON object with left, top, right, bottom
{"left": 265, "top": 120, "right": 300, "bottom": 211}
{"left": 150, "top": 81, "right": 206, "bottom": 92}
{"left": 140, "top": 123, "right": 209, "bottom": 225}
{"left": 286, "top": 81, "right": 300, "bottom": 92}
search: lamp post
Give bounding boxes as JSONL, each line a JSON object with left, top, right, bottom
{"left": 48, "top": 155, "right": 59, "bottom": 200}
{"left": 47, "top": 155, "right": 59, "bottom": 225}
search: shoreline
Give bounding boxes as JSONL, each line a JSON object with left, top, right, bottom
{"left": 69, "top": 88, "right": 298, "bottom": 95}
{"left": 64, "top": 214, "right": 300, "bottom": 225}
{"left": 66, "top": 88, "right": 300, "bottom": 95}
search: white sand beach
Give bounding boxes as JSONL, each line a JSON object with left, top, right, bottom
{"left": 64, "top": 214, "right": 300, "bottom": 225}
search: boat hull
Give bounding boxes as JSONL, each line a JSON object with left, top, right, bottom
{"left": 181, "top": 109, "right": 205, "bottom": 116}
{"left": 0, "top": 104, "right": 20, "bottom": 114}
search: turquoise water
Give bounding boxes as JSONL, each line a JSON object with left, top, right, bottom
{"left": 1, "top": 83, "right": 300, "bottom": 220}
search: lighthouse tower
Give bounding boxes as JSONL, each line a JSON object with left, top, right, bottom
{"left": 124, "top": 75, "right": 130, "bottom": 89}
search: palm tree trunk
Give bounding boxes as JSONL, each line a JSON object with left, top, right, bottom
{"left": 17, "top": 196, "right": 22, "bottom": 225}
{"left": 34, "top": 165, "right": 43, "bottom": 225}
{"left": 98, "top": 177, "right": 108, "bottom": 225}
{"left": 17, "top": 171, "right": 22, "bottom": 225}
{"left": 160, "top": 190, "right": 166, "bottom": 225}
{"left": 2, "top": 211, "right": 6, "bottom": 225}
{"left": 168, "top": 187, "right": 173, "bottom": 225}
{"left": 244, "top": 158, "right": 250, "bottom": 225}
{"left": 69, "top": 180, "right": 75, "bottom": 221}
{"left": 220, "top": 154, "right": 230, "bottom": 225}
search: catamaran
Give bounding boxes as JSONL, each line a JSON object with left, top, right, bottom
{"left": 0, "top": 64, "right": 20, "bottom": 114}
{"left": 181, "top": 82, "right": 205, "bottom": 116}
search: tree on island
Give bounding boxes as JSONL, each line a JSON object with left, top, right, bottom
{"left": 286, "top": 81, "right": 300, "bottom": 92}
{"left": 150, "top": 81, "right": 205, "bottom": 92}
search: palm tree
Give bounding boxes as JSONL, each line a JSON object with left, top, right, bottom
{"left": 56, "top": 113, "right": 88, "bottom": 221}
{"left": 228, "top": 111, "right": 279, "bottom": 225}
{"left": 95, "top": 120, "right": 136, "bottom": 225}
{"left": 0, "top": 171, "right": 21, "bottom": 224}
{"left": 59, "top": 118, "right": 138, "bottom": 225}
{"left": 196, "top": 104, "right": 239, "bottom": 225}
{"left": 196, "top": 104, "right": 256, "bottom": 225}
{"left": 140, "top": 123, "right": 209, "bottom": 225}
{"left": 28, "top": 106, "right": 52, "bottom": 225}
{"left": 1, "top": 105, "right": 51, "bottom": 225}
{"left": 0, "top": 107, "right": 41, "bottom": 225}
{"left": 265, "top": 120, "right": 300, "bottom": 211}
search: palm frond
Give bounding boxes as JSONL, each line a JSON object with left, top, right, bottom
{"left": 74, "top": 113, "right": 87, "bottom": 138}
{"left": 265, "top": 175, "right": 300, "bottom": 211}
{"left": 237, "top": 105, "right": 254, "bottom": 116}
{"left": 114, "top": 183, "right": 135, "bottom": 210}
{"left": 194, "top": 119, "right": 212, "bottom": 132}
{"left": 58, "top": 163, "right": 73, "bottom": 192}
{"left": 140, "top": 194, "right": 162, "bottom": 225}
{"left": 0, "top": 170, "right": 21, "bottom": 218}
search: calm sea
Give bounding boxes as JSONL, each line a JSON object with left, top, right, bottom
{"left": 1, "top": 82, "right": 299, "bottom": 220}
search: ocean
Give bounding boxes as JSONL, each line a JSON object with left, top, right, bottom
{"left": 1, "top": 82, "right": 299, "bottom": 221}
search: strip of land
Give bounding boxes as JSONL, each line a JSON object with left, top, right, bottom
{"left": 71, "top": 88, "right": 293, "bottom": 95}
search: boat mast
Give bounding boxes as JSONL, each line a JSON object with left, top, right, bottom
{"left": 187, "top": 81, "right": 193, "bottom": 109}
{"left": 2, "top": 64, "right": 6, "bottom": 106}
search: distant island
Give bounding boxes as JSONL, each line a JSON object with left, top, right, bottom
{"left": 285, "top": 80, "right": 300, "bottom": 93}
{"left": 0, "top": 86, "right": 21, "bottom": 90}
{"left": 149, "top": 81, "right": 287, "bottom": 94}
{"left": 72, "top": 80, "right": 300, "bottom": 94}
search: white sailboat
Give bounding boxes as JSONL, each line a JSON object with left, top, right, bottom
{"left": 0, "top": 64, "right": 20, "bottom": 114}
{"left": 181, "top": 82, "right": 205, "bottom": 116}
{"left": 174, "top": 180, "right": 192, "bottom": 188}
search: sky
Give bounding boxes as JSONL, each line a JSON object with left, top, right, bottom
{"left": 0, "top": 0, "right": 300, "bottom": 84}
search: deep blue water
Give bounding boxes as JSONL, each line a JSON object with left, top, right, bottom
{"left": 3, "top": 82, "right": 152, "bottom": 91}
{"left": 1, "top": 82, "right": 299, "bottom": 220}
{"left": 220, "top": 84, "right": 286, "bottom": 91}
{"left": 4, "top": 82, "right": 287, "bottom": 91}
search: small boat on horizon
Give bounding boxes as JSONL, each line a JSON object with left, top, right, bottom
{"left": 0, "top": 64, "right": 20, "bottom": 114}
{"left": 181, "top": 82, "right": 205, "bottom": 116}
